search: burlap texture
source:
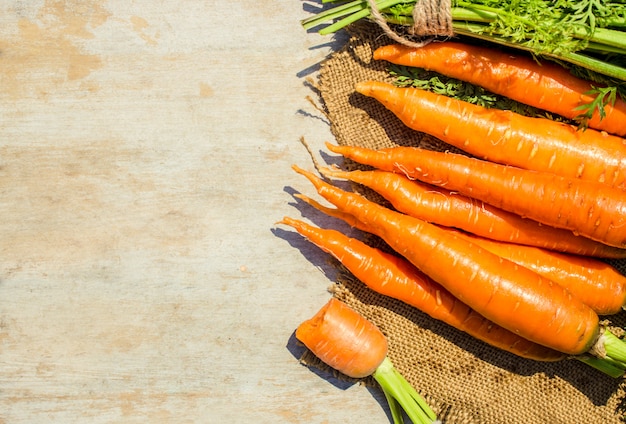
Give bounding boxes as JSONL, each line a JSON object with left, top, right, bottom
{"left": 307, "top": 21, "right": 626, "bottom": 423}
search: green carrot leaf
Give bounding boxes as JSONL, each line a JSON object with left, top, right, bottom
{"left": 573, "top": 85, "right": 618, "bottom": 129}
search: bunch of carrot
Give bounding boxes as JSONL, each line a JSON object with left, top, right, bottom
{"left": 370, "top": 42, "right": 626, "bottom": 136}
{"left": 281, "top": 41, "right": 626, "bottom": 383}
{"left": 283, "top": 158, "right": 626, "bottom": 375}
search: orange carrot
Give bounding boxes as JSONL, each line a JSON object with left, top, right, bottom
{"left": 293, "top": 164, "right": 601, "bottom": 356}
{"left": 355, "top": 80, "right": 626, "bottom": 190}
{"left": 296, "top": 297, "right": 438, "bottom": 424}
{"left": 287, "top": 197, "right": 626, "bottom": 376}
{"left": 318, "top": 166, "right": 626, "bottom": 259}
{"left": 292, "top": 195, "right": 626, "bottom": 316}
{"left": 297, "top": 297, "right": 389, "bottom": 379}
{"left": 451, "top": 230, "right": 626, "bottom": 316}
{"left": 326, "top": 143, "right": 626, "bottom": 249}
{"left": 281, "top": 216, "right": 566, "bottom": 361}
{"left": 373, "top": 42, "right": 626, "bottom": 136}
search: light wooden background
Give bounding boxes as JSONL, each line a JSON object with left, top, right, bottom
{"left": 0, "top": 1, "right": 391, "bottom": 422}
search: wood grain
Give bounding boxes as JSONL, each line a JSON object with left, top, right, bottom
{"left": 0, "top": 1, "right": 387, "bottom": 422}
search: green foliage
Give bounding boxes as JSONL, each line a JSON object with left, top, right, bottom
{"left": 573, "top": 85, "right": 618, "bottom": 130}
{"left": 556, "top": 0, "right": 626, "bottom": 29}
{"left": 301, "top": 0, "right": 626, "bottom": 127}
{"left": 302, "top": 0, "right": 626, "bottom": 78}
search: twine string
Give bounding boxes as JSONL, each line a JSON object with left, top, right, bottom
{"left": 366, "top": 0, "right": 453, "bottom": 47}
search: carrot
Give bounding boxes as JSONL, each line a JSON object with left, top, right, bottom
{"left": 292, "top": 164, "right": 603, "bottom": 356}
{"left": 287, "top": 198, "right": 626, "bottom": 377}
{"left": 326, "top": 143, "right": 626, "bottom": 249}
{"left": 281, "top": 216, "right": 566, "bottom": 362}
{"left": 355, "top": 80, "right": 626, "bottom": 190}
{"left": 296, "top": 297, "right": 438, "bottom": 424}
{"left": 450, "top": 230, "right": 626, "bottom": 316}
{"left": 318, "top": 166, "right": 626, "bottom": 259}
{"left": 291, "top": 194, "right": 626, "bottom": 316}
{"left": 297, "top": 298, "right": 389, "bottom": 379}
{"left": 373, "top": 42, "right": 626, "bottom": 137}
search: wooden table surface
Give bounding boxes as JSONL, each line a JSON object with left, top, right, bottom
{"left": 0, "top": 1, "right": 391, "bottom": 422}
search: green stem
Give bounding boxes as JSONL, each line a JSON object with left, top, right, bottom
{"left": 385, "top": 7, "right": 494, "bottom": 26}
{"left": 575, "top": 356, "right": 625, "bottom": 378}
{"left": 301, "top": 0, "right": 370, "bottom": 30}
{"left": 452, "top": 23, "right": 626, "bottom": 80}
{"left": 454, "top": 2, "right": 541, "bottom": 33}
{"left": 381, "top": 387, "right": 406, "bottom": 424}
{"left": 576, "top": 327, "right": 626, "bottom": 378}
{"left": 579, "top": 42, "right": 626, "bottom": 55}
{"left": 559, "top": 51, "right": 626, "bottom": 81}
{"left": 319, "top": 0, "right": 408, "bottom": 35}
{"left": 601, "top": 328, "right": 626, "bottom": 364}
{"left": 372, "top": 357, "right": 439, "bottom": 424}
{"left": 584, "top": 27, "right": 626, "bottom": 51}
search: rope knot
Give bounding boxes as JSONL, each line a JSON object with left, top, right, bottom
{"left": 368, "top": 0, "right": 454, "bottom": 47}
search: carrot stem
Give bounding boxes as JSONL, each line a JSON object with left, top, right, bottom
{"left": 372, "top": 357, "right": 439, "bottom": 424}
{"left": 577, "top": 329, "right": 626, "bottom": 376}
{"left": 301, "top": 0, "right": 367, "bottom": 30}
{"left": 317, "top": 0, "right": 403, "bottom": 35}
{"left": 452, "top": 23, "right": 626, "bottom": 81}
{"left": 602, "top": 329, "right": 626, "bottom": 364}
{"left": 575, "top": 356, "right": 625, "bottom": 378}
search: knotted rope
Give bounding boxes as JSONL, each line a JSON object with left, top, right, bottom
{"left": 366, "top": 0, "right": 454, "bottom": 47}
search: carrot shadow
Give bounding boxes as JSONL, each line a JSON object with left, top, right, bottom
{"left": 272, "top": 185, "right": 365, "bottom": 281}
{"left": 285, "top": 330, "right": 357, "bottom": 390}
{"left": 615, "top": 394, "right": 626, "bottom": 422}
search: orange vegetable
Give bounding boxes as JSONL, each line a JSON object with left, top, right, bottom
{"left": 293, "top": 164, "right": 601, "bottom": 356}
{"left": 282, "top": 216, "right": 566, "bottom": 361}
{"left": 355, "top": 80, "right": 626, "bottom": 189}
{"left": 296, "top": 297, "right": 438, "bottom": 424}
{"left": 319, "top": 166, "right": 626, "bottom": 259}
{"left": 291, "top": 194, "right": 626, "bottom": 316}
{"left": 373, "top": 42, "right": 626, "bottom": 136}
{"left": 326, "top": 143, "right": 626, "bottom": 248}
{"left": 451, "top": 230, "right": 626, "bottom": 316}
{"left": 297, "top": 297, "right": 389, "bottom": 379}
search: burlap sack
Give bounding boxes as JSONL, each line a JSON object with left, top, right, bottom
{"left": 303, "top": 21, "right": 626, "bottom": 423}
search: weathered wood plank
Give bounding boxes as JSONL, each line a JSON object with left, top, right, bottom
{"left": 0, "top": 1, "right": 390, "bottom": 422}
